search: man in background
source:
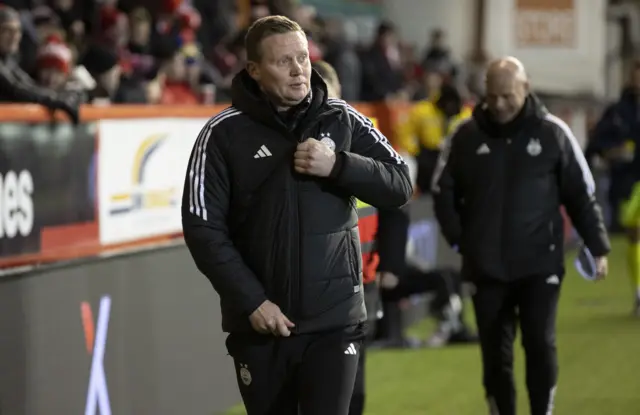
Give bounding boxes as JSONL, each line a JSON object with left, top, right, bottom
{"left": 432, "top": 57, "right": 609, "bottom": 415}
{"left": 312, "top": 59, "right": 381, "bottom": 415}
{"left": 320, "top": 18, "right": 361, "bottom": 102}
{"left": 361, "top": 21, "right": 405, "bottom": 102}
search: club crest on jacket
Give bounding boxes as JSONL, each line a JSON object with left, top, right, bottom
{"left": 239, "top": 363, "right": 252, "bottom": 386}
{"left": 527, "top": 138, "right": 542, "bottom": 156}
{"left": 320, "top": 132, "right": 336, "bottom": 151}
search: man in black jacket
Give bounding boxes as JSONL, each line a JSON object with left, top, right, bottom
{"left": 181, "top": 16, "right": 412, "bottom": 415}
{"left": 432, "top": 57, "right": 610, "bottom": 415}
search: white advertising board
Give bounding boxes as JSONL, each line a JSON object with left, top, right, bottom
{"left": 98, "top": 118, "right": 209, "bottom": 245}
{"left": 485, "top": 0, "right": 607, "bottom": 97}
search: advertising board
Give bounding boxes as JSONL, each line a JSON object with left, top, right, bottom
{"left": 0, "top": 122, "right": 96, "bottom": 262}
{"left": 98, "top": 118, "right": 208, "bottom": 245}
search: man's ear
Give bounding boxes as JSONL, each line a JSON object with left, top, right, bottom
{"left": 247, "top": 61, "right": 260, "bottom": 81}
{"left": 523, "top": 80, "right": 530, "bottom": 93}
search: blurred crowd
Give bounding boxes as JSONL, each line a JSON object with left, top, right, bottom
{"left": 0, "top": 0, "right": 478, "bottom": 112}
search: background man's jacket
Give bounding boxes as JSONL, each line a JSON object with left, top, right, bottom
{"left": 432, "top": 95, "right": 610, "bottom": 281}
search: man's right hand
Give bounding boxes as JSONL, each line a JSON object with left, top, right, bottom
{"left": 249, "top": 300, "right": 295, "bottom": 336}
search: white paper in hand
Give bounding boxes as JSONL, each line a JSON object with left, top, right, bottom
{"left": 574, "top": 244, "right": 597, "bottom": 281}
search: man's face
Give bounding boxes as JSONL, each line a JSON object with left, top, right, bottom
{"left": 0, "top": 19, "right": 21, "bottom": 55}
{"left": 247, "top": 31, "right": 311, "bottom": 109}
{"left": 485, "top": 73, "right": 528, "bottom": 123}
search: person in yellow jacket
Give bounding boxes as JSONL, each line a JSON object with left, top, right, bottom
{"left": 397, "top": 84, "right": 471, "bottom": 192}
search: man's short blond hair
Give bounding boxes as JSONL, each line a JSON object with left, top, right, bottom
{"left": 312, "top": 61, "right": 341, "bottom": 98}
{"left": 245, "top": 15, "right": 304, "bottom": 62}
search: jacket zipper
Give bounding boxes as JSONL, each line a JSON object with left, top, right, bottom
{"left": 289, "top": 108, "right": 340, "bottom": 333}
{"left": 501, "top": 137, "right": 513, "bottom": 277}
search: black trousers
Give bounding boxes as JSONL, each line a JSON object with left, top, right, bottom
{"left": 472, "top": 275, "right": 561, "bottom": 415}
{"left": 348, "top": 342, "right": 367, "bottom": 415}
{"left": 226, "top": 324, "right": 364, "bottom": 415}
{"left": 349, "top": 319, "right": 379, "bottom": 415}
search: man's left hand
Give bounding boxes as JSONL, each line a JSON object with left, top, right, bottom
{"left": 294, "top": 138, "right": 336, "bottom": 177}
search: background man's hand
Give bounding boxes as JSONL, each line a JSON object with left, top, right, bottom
{"left": 595, "top": 256, "right": 608, "bottom": 280}
{"left": 249, "top": 300, "right": 295, "bottom": 336}
{"left": 294, "top": 138, "right": 336, "bottom": 177}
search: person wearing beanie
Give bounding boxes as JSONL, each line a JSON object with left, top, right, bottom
{"left": 35, "top": 34, "right": 72, "bottom": 90}
{"left": 0, "top": 5, "right": 79, "bottom": 123}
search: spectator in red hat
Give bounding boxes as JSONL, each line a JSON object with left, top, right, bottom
{"left": 35, "top": 34, "right": 72, "bottom": 90}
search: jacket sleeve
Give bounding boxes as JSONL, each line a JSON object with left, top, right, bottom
{"left": 181, "top": 118, "right": 268, "bottom": 315}
{"left": 0, "top": 63, "right": 60, "bottom": 107}
{"left": 431, "top": 130, "right": 462, "bottom": 250}
{"left": 551, "top": 115, "right": 611, "bottom": 257}
{"left": 328, "top": 102, "right": 413, "bottom": 208}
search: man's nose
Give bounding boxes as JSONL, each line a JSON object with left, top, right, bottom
{"left": 494, "top": 98, "right": 507, "bottom": 111}
{"left": 290, "top": 61, "right": 302, "bottom": 76}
